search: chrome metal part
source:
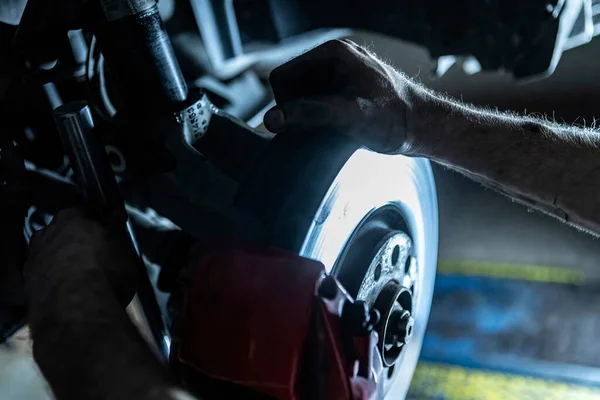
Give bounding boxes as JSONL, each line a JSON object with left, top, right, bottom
{"left": 53, "top": 101, "right": 125, "bottom": 220}
{"left": 334, "top": 225, "right": 417, "bottom": 368}
{"left": 53, "top": 101, "right": 170, "bottom": 362}
{"left": 178, "top": 94, "right": 212, "bottom": 142}
{"left": 372, "top": 282, "right": 414, "bottom": 367}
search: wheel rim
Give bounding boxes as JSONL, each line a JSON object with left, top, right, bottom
{"left": 298, "top": 149, "right": 438, "bottom": 397}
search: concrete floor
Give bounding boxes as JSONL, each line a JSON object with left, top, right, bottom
{"left": 0, "top": 329, "right": 51, "bottom": 400}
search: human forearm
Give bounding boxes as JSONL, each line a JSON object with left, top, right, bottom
{"left": 406, "top": 80, "right": 600, "bottom": 233}
{"left": 263, "top": 39, "right": 600, "bottom": 233}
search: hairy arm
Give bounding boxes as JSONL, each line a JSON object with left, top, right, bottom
{"left": 408, "top": 84, "right": 600, "bottom": 234}
{"left": 265, "top": 39, "right": 600, "bottom": 235}
{"left": 26, "top": 209, "right": 195, "bottom": 400}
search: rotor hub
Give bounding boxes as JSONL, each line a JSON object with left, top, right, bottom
{"left": 332, "top": 205, "right": 419, "bottom": 369}
{"left": 373, "top": 282, "right": 414, "bottom": 366}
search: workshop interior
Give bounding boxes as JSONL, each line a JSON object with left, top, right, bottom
{"left": 1, "top": 0, "right": 600, "bottom": 398}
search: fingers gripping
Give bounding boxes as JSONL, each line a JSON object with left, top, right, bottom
{"left": 265, "top": 96, "right": 356, "bottom": 134}
{"left": 266, "top": 39, "right": 364, "bottom": 133}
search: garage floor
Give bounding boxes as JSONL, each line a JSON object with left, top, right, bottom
{"left": 407, "top": 165, "right": 600, "bottom": 400}
{"left": 0, "top": 329, "right": 50, "bottom": 400}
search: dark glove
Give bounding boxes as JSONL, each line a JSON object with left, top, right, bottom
{"left": 264, "top": 39, "right": 417, "bottom": 155}
{"left": 24, "top": 208, "right": 138, "bottom": 325}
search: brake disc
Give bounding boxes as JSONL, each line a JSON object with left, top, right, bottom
{"left": 237, "top": 131, "right": 438, "bottom": 398}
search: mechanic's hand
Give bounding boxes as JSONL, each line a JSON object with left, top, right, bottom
{"left": 24, "top": 208, "right": 138, "bottom": 317}
{"left": 264, "top": 39, "right": 416, "bottom": 154}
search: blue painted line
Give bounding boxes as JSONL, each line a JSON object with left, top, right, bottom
{"left": 420, "top": 273, "right": 600, "bottom": 388}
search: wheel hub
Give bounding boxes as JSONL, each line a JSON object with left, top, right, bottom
{"left": 373, "top": 282, "right": 414, "bottom": 366}
{"left": 387, "top": 309, "right": 415, "bottom": 347}
{"left": 332, "top": 205, "right": 419, "bottom": 370}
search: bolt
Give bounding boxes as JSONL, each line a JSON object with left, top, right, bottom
{"left": 397, "top": 312, "right": 415, "bottom": 345}
{"left": 342, "top": 300, "right": 379, "bottom": 336}
{"left": 385, "top": 310, "right": 414, "bottom": 347}
{"left": 318, "top": 275, "right": 338, "bottom": 300}
{"left": 368, "top": 308, "right": 381, "bottom": 328}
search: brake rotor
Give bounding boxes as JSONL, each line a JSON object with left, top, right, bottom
{"left": 237, "top": 131, "right": 438, "bottom": 398}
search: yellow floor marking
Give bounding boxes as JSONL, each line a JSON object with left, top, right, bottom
{"left": 409, "top": 362, "right": 600, "bottom": 400}
{"left": 437, "top": 260, "right": 584, "bottom": 284}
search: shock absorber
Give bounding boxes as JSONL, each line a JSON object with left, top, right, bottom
{"left": 14, "top": 0, "right": 187, "bottom": 116}
{"left": 91, "top": 0, "right": 189, "bottom": 116}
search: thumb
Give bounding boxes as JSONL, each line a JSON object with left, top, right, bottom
{"left": 263, "top": 107, "right": 286, "bottom": 133}
{"left": 264, "top": 97, "right": 355, "bottom": 134}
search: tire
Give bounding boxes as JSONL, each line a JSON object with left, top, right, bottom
{"left": 237, "top": 132, "right": 438, "bottom": 398}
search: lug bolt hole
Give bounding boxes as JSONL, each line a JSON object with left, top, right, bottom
{"left": 387, "top": 364, "right": 395, "bottom": 379}
{"left": 404, "top": 256, "right": 412, "bottom": 274}
{"left": 374, "top": 263, "right": 382, "bottom": 281}
{"left": 391, "top": 245, "right": 400, "bottom": 266}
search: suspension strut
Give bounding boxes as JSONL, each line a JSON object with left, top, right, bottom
{"left": 13, "top": 0, "right": 191, "bottom": 360}
{"left": 91, "top": 0, "right": 189, "bottom": 116}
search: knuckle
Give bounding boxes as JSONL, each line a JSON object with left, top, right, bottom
{"left": 321, "top": 39, "right": 352, "bottom": 54}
